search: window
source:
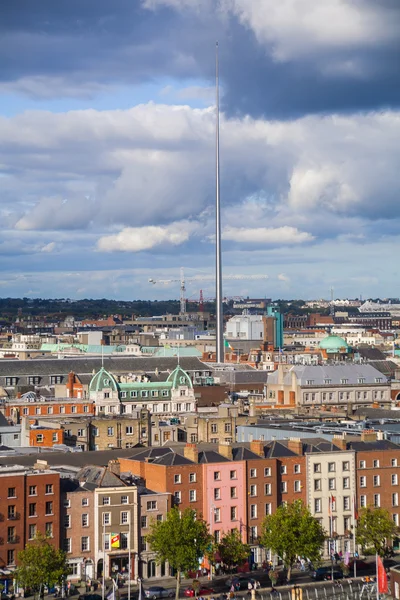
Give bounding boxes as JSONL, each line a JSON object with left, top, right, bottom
{"left": 230, "top": 506, "right": 237, "bottom": 521}
{"left": 189, "top": 490, "right": 196, "bottom": 502}
{"left": 45, "top": 501, "right": 53, "bottom": 515}
{"left": 294, "top": 464, "right": 301, "bottom": 474}
{"left": 343, "top": 477, "right": 350, "bottom": 489}
{"left": 29, "top": 503, "right": 36, "bottom": 517}
{"left": 343, "top": 497, "right": 350, "bottom": 511}
{"left": 28, "top": 524, "right": 36, "bottom": 539}
{"left": 328, "top": 462, "right": 335, "bottom": 472}
{"left": 280, "top": 465, "right": 287, "bottom": 475}
{"left": 189, "top": 473, "right": 197, "bottom": 483}
{"left": 314, "top": 479, "right": 321, "bottom": 492}
{"left": 7, "top": 550, "right": 15, "bottom": 566}
{"left": 374, "top": 494, "right": 380, "bottom": 508}
{"left": 103, "top": 513, "right": 111, "bottom": 525}
{"left": 141, "top": 516, "right": 147, "bottom": 528}
{"left": 250, "top": 504, "right": 257, "bottom": 519}
{"left": 360, "top": 476, "right": 366, "bottom": 488}
{"left": 121, "top": 511, "right": 128, "bottom": 524}
{"left": 107, "top": 427, "right": 114, "bottom": 436}
{"left": 82, "top": 498, "right": 89, "bottom": 507}
{"left": 358, "top": 378, "right": 365, "bottom": 384}
{"left": 231, "top": 487, "right": 237, "bottom": 499}
{"left": 157, "top": 514, "right": 163, "bottom": 522}
{"left": 5, "top": 377, "right": 17, "bottom": 386}
{"left": 281, "top": 482, "right": 287, "bottom": 493}
{"left": 29, "top": 485, "right": 37, "bottom": 496}
{"left": 7, "top": 488, "right": 16, "bottom": 498}
{"left": 174, "top": 491, "right": 181, "bottom": 504}
{"left": 214, "top": 508, "right": 221, "bottom": 522}
{"left": 47, "top": 406, "right": 53, "bottom": 415}
{"left": 340, "top": 379, "right": 348, "bottom": 384}
{"left": 393, "top": 514, "right": 399, "bottom": 526}
{"left": 373, "top": 475, "right": 380, "bottom": 487}
{"left": 393, "top": 493, "right": 399, "bottom": 507}
{"left": 64, "top": 515, "right": 71, "bottom": 528}
{"left": 265, "top": 503, "right": 272, "bottom": 515}
{"left": 104, "top": 534, "right": 110, "bottom": 551}
{"left": 214, "top": 471, "right": 221, "bottom": 481}
{"left": 121, "top": 532, "right": 128, "bottom": 549}
{"left": 224, "top": 423, "right": 231, "bottom": 433}
{"left": 392, "top": 474, "right": 398, "bottom": 486}
{"left": 392, "top": 459, "right": 398, "bottom": 467}
{"left": 294, "top": 480, "right": 301, "bottom": 492}
{"left": 64, "top": 538, "right": 71, "bottom": 553}
{"left": 147, "top": 501, "right": 157, "bottom": 510}
{"left": 264, "top": 467, "right": 271, "bottom": 477}
{"left": 250, "top": 484, "right": 257, "bottom": 497}
{"left": 81, "top": 536, "right": 90, "bottom": 552}
{"left": 211, "top": 424, "right": 218, "bottom": 434}
{"left": 328, "top": 478, "right": 336, "bottom": 490}
{"left": 28, "top": 376, "right": 40, "bottom": 385}
{"left": 342, "top": 461, "right": 350, "bottom": 471}
{"left": 250, "top": 468, "right": 257, "bottom": 478}
{"left": 82, "top": 513, "right": 89, "bottom": 527}
{"left": 374, "top": 460, "right": 380, "bottom": 468}
{"left": 45, "top": 522, "right": 53, "bottom": 537}
{"left": 63, "top": 499, "right": 71, "bottom": 508}
{"left": 121, "top": 495, "right": 128, "bottom": 505}
{"left": 359, "top": 460, "right": 366, "bottom": 469}
{"left": 360, "top": 495, "right": 367, "bottom": 508}
{"left": 125, "top": 426, "right": 133, "bottom": 435}
{"left": 214, "top": 488, "right": 221, "bottom": 500}
{"left": 174, "top": 474, "right": 181, "bottom": 484}
{"left": 60, "top": 406, "right": 65, "bottom": 414}
{"left": 45, "top": 484, "right": 53, "bottom": 494}
{"left": 102, "top": 497, "right": 110, "bottom": 505}
{"left": 314, "top": 499, "right": 322, "bottom": 513}
{"left": 130, "top": 391, "right": 137, "bottom": 398}
{"left": 214, "top": 530, "right": 220, "bottom": 543}
{"left": 71, "top": 406, "right": 77, "bottom": 413}
{"left": 306, "top": 379, "right": 314, "bottom": 385}
{"left": 314, "top": 463, "right": 321, "bottom": 473}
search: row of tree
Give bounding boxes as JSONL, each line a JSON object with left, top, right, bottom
{"left": 14, "top": 502, "right": 399, "bottom": 600}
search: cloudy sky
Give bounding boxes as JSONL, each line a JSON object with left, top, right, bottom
{"left": 1, "top": 0, "right": 400, "bottom": 301}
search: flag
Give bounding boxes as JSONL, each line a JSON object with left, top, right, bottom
{"left": 224, "top": 339, "right": 234, "bottom": 351}
{"left": 353, "top": 496, "right": 358, "bottom": 521}
{"left": 377, "top": 555, "right": 388, "bottom": 594}
{"left": 111, "top": 533, "right": 120, "bottom": 549}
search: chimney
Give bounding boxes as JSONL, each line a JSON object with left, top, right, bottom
{"left": 250, "top": 440, "right": 265, "bottom": 457}
{"left": 287, "top": 437, "right": 303, "bottom": 455}
{"left": 33, "top": 460, "right": 49, "bottom": 471}
{"left": 67, "top": 371, "right": 74, "bottom": 396}
{"left": 333, "top": 434, "right": 348, "bottom": 451}
{"left": 184, "top": 443, "right": 198, "bottom": 463}
{"left": 218, "top": 441, "right": 233, "bottom": 460}
{"left": 108, "top": 459, "right": 121, "bottom": 476}
{"left": 361, "top": 429, "right": 378, "bottom": 442}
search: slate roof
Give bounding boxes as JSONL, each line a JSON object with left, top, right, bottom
{"left": 198, "top": 450, "right": 230, "bottom": 463}
{"left": 268, "top": 363, "right": 388, "bottom": 386}
{"left": 232, "top": 447, "right": 263, "bottom": 461}
{"left": 355, "top": 347, "right": 386, "bottom": 361}
{"left": 76, "top": 465, "right": 127, "bottom": 487}
{"left": 367, "top": 360, "right": 398, "bottom": 378}
{"left": 264, "top": 440, "right": 298, "bottom": 458}
{"left": 152, "top": 453, "right": 194, "bottom": 466}
{"left": 0, "top": 447, "right": 143, "bottom": 468}
{"left": 347, "top": 440, "right": 400, "bottom": 452}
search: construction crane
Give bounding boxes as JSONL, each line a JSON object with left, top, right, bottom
{"left": 148, "top": 267, "right": 268, "bottom": 315}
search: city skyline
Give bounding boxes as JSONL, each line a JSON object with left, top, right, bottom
{"left": 1, "top": 1, "right": 400, "bottom": 299}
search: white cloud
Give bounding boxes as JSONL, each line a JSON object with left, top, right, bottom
{"left": 97, "top": 221, "right": 198, "bottom": 252}
{"left": 278, "top": 273, "right": 290, "bottom": 282}
{"left": 40, "top": 242, "right": 56, "bottom": 253}
{"left": 222, "top": 225, "right": 314, "bottom": 244}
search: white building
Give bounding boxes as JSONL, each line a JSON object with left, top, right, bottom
{"left": 226, "top": 315, "right": 264, "bottom": 340}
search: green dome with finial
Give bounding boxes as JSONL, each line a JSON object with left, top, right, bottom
{"left": 167, "top": 365, "right": 193, "bottom": 389}
{"left": 319, "top": 334, "right": 350, "bottom": 353}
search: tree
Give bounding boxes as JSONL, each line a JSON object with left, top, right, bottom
{"left": 217, "top": 529, "right": 250, "bottom": 572}
{"left": 147, "top": 508, "right": 212, "bottom": 600}
{"left": 260, "top": 501, "right": 326, "bottom": 581}
{"left": 16, "top": 533, "right": 69, "bottom": 599}
{"left": 356, "top": 507, "right": 398, "bottom": 556}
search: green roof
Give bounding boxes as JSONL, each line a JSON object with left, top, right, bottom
{"left": 153, "top": 347, "right": 202, "bottom": 358}
{"left": 167, "top": 364, "right": 193, "bottom": 389}
{"left": 319, "top": 334, "right": 349, "bottom": 353}
{"left": 89, "top": 367, "right": 119, "bottom": 392}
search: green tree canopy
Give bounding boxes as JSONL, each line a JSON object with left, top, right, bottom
{"left": 217, "top": 529, "right": 250, "bottom": 573}
{"left": 16, "top": 533, "right": 69, "bottom": 599}
{"left": 147, "top": 508, "right": 212, "bottom": 600}
{"left": 260, "top": 501, "right": 326, "bottom": 581}
{"left": 356, "top": 507, "right": 398, "bottom": 556}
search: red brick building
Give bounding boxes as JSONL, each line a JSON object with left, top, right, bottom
{"left": 0, "top": 464, "right": 60, "bottom": 570}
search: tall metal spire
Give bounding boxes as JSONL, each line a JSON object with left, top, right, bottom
{"left": 215, "top": 41, "right": 224, "bottom": 363}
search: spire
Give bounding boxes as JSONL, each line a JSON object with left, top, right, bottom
{"left": 215, "top": 41, "right": 224, "bottom": 364}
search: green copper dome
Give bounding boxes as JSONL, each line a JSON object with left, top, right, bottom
{"left": 167, "top": 365, "right": 193, "bottom": 389}
{"left": 319, "top": 334, "right": 349, "bottom": 353}
{"left": 89, "top": 367, "right": 119, "bottom": 392}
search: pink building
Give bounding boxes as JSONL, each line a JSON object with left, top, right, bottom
{"left": 201, "top": 446, "right": 247, "bottom": 543}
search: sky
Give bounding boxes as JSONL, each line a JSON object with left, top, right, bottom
{"left": 1, "top": 0, "right": 400, "bottom": 301}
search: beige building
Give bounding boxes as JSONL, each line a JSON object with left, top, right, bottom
{"left": 267, "top": 364, "right": 390, "bottom": 410}
{"left": 306, "top": 444, "right": 356, "bottom": 557}
{"left": 139, "top": 490, "right": 171, "bottom": 579}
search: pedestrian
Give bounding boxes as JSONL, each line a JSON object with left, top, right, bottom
{"left": 300, "top": 558, "right": 305, "bottom": 572}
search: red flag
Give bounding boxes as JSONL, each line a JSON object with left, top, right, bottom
{"left": 377, "top": 556, "right": 388, "bottom": 594}
{"left": 353, "top": 496, "right": 358, "bottom": 521}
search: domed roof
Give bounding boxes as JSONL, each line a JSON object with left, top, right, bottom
{"left": 167, "top": 365, "right": 193, "bottom": 389}
{"left": 89, "top": 367, "right": 118, "bottom": 392}
{"left": 319, "top": 334, "right": 349, "bottom": 353}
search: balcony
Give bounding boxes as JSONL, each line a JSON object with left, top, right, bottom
{"left": 7, "top": 536, "right": 20, "bottom": 544}
{"left": 8, "top": 512, "right": 20, "bottom": 521}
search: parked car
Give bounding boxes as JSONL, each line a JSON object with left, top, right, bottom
{"left": 144, "top": 587, "right": 174, "bottom": 600}
{"left": 226, "top": 576, "right": 259, "bottom": 590}
{"left": 347, "top": 559, "right": 371, "bottom": 571}
{"left": 183, "top": 587, "right": 214, "bottom": 597}
{"left": 312, "top": 567, "right": 343, "bottom": 581}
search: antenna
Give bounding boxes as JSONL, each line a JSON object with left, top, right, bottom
{"left": 215, "top": 41, "right": 224, "bottom": 364}
{"left": 330, "top": 287, "right": 335, "bottom": 318}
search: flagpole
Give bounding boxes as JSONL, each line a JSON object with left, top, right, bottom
{"left": 128, "top": 513, "right": 131, "bottom": 600}
{"left": 329, "top": 496, "right": 334, "bottom": 582}
{"left": 376, "top": 553, "right": 379, "bottom": 600}
{"left": 102, "top": 517, "right": 106, "bottom": 600}
{"left": 353, "top": 496, "right": 357, "bottom": 579}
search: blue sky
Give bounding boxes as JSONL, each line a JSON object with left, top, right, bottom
{"left": 1, "top": 0, "right": 400, "bottom": 300}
